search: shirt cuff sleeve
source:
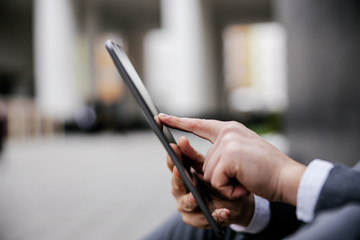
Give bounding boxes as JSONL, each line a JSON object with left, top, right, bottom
{"left": 230, "top": 195, "right": 270, "bottom": 234}
{"left": 296, "top": 159, "right": 333, "bottom": 222}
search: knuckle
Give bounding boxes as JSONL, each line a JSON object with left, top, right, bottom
{"left": 223, "top": 141, "right": 239, "bottom": 156}
{"left": 182, "top": 214, "right": 191, "bottom": 225}
{"left": 189, "top": 119, "right": 202, "bottom": 132}
{"left": 171, "top": 181, "right": 184, "bottom": 195}
{"left": 176, "top": 203, "right": 182, "bottom": 212}
{"left": 226, "top": 121, "right": 243, "bottom": 132}
{"left": 211, "top": 178, "right": 221, "bottom": 189}
{"left": 176, "top": 197, "right": 188, "bottom": 212}
{"left": 172, "top": 183, "right": 185, "bottom": 195}
{"left": 182, "top": 197, "right": 196, "bottom": 211}
{"left": 219, "top": 121, "right": 242, "bottom": 137}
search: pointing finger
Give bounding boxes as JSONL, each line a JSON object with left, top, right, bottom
{"left": 158, "top": 114, "right": 225, "bottom": 143}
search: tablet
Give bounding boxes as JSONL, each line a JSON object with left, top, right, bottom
{"left": 105, "top": 40, "right": 224, "bottom": 238}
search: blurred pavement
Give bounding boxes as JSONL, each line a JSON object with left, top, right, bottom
{"left": 0, "top": 131, "right": 211, "bottom": 240}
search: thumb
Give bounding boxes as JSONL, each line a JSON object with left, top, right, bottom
{"left": 177, "top": 136, "right": 204, "bottom": 173}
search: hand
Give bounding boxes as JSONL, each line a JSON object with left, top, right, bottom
{"left": 159, "top": 114, "right": 306, "bottom": 205}
{"left": 167, "top": 136, "right": 255, "bottom": 228}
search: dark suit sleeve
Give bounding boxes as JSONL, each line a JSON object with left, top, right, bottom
{"left": 315, "top": 164, "right": 360, "bottom": 214}
{"left": 243, "top": 163, "right": 360, "bottom": 239}
{"left": 244, "top": 202, "right": 302, "bottom": 240}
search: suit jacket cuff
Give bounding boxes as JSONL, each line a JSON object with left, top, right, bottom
{"left": 296, "top": 159, "right": 333, "bottom": 222}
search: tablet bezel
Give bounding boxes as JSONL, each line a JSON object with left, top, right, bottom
{"left": 105, "top": 40, "right": 224, "bottom": 238}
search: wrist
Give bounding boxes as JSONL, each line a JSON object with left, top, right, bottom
{"left": 279, "top": 158, "right": 306, "bottom": 205}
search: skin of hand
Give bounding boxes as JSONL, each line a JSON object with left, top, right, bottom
{"left": 158, "top": 114, "right": 306, "bottom": 206}
{"left": 168, "top": 136, "right": 255, "bottom": 228}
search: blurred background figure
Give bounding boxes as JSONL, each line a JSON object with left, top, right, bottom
{"left": 0, "top": 0, "right": 359, "bottom": 239}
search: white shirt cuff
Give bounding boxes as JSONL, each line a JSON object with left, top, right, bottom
{"left": 230, "top": 195, "right": 270, "bottom": 234}
{"left": 296, "top": 159, "right": 333, "bottom": 222}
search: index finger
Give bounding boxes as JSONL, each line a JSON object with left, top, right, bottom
{"left": 158, "top": 114, "right": 225, "bottom": 143}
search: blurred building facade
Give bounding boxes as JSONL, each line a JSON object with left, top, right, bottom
{"left": 1, "top": 0, "right": 277, "bottom": 134}
{"left": 277, "top": 0, "right": 360, "bottom": 166}
{"left": 0, "top": 0, "right": 359, "bottom": 166}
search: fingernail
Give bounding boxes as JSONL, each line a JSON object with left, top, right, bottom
{"left": 189, "top": 193, "right": 196, "bottom": 204}
{"left": 158, "top": 113, "right": 168, "bottom": 118}
{"left": 221, "top": 210, "right": 230, "bottom": 218}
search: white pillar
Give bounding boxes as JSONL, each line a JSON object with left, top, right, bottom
{"left": 34, "top": 0, "right": 79, "bottom": 120}
{"left": 146, "top": 0, "right": 216, "bottom": 116}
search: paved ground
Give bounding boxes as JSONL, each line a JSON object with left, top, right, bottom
{"left": 0, "top": 131, "right": 211, "bottom": 240}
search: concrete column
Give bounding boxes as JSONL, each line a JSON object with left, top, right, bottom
{"left": 34, "top": 0, "right": 79, "bottom": 120}
{"left": 146, "top": 0, "right": 216, "bottom": 116}
{"left": 275, "top": 0, "right": 360, "bottom": 166}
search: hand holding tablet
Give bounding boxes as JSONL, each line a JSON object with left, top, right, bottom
{"left": 105, "top": 40, "right": 225, "bottom": 238}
